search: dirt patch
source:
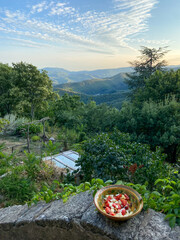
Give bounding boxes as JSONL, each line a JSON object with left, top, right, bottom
{"left": 0, "top": 136, "right": 42, "bottom": 156}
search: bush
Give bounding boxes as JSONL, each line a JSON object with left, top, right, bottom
{"left": 76, "top": 131, "right": 167, "bottom": 188}
{"left": 0, "top": 173, "right": 36, "bottom": 204}
{"left": 117, "top": 97, "right": 180, "bottom": 163}
{"left": 2, "top": 114, "right": 28, "bottom": 135}
{"left": 15, "top": 123, "right": 43, "bottom": 136}
{"left": 31, "top": 135, "right": 40, "bottom": 142}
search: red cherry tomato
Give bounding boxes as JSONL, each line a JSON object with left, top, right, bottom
{"left": 110, "top": 212, "right": 115, "bottom": 216}
{"left": 105, "top": 207, "right": 111, "bottom": 214}
{"left": 121, "top": 209, "right": 126, "bottom": 216}
{"left": 124, "top": 194, "right": 130, "bottom": 200}
{"left": 121, "top": 199, "right": 127, "bottom": 206}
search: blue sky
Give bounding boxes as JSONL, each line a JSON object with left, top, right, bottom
{"left": 0, "top": 0, "right": 179, "bottom": 70}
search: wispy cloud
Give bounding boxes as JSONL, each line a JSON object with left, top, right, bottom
{"left": 0, "top": 0, "right": 164, "bottom": 54}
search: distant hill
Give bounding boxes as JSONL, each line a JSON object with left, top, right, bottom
{"left": 54, "top": 73, "right": 128, "bottom": 95}
{"left": 42, "top": 65, "right": 180, "bottom": 85}
{"left": 56, "top": 88, "right": 129, "bottom": 109}
{"left": 42, "top": 67, "right": 132, "bottom": 85}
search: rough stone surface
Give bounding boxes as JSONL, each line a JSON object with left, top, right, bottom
{"left": 0, "top": 191, "right": 179, "bottom": 240}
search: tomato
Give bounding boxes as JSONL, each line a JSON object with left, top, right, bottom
{"left": 124, "top": 194, "right": 130, "bottom": 200}
{"left": 121, "top": 199, "right": 127, "bottom": 206}
{"left": 105, "top": 207, "right": 111, "bottom": 214}
{"left": 112, "top": 203, "right": 117, "bottom": 208}
{"left": 110, "top": 212, "right": 115, "bottom": 216}
{"left": 115, "top": 194, "right": 122, "bottom": 200}
{"left": 117, "top": 203, "right": 121, "bottom": 209}
{"left": 105, "top": 201, "right": 110, "bottom": 207}
{"left": 107, "top": 196, "right": 112, "bottom": 201}
{"left": 121, "top": 209, "right": 126, "bottom": 216}
{"left": 125, "top": 205, "right": 129, "bottom": 210}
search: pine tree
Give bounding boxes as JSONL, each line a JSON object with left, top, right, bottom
{"left": 125, "top": 46, "right": 168, "bottom": 96}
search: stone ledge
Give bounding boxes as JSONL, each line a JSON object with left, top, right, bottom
{"left": 0, "top": 191, "right": 179, "bottom": 240}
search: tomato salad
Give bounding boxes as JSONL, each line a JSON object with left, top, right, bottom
{"left": 103, "top": 193, "right": 133, "bottom": 217}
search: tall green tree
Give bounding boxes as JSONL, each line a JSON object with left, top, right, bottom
{"left": 0, "top": 63, "right": 14, "bottom": 116}
{"left": 134, "top": 69, "right": 180, "bottom": 103}
{"left": 11, "top": 62, "right": 55, "bottom": 119}
{"left": 125, "top": 46, "right": 168, "bottom": 96}
{"left": 53, "top": 94, "right": 84, "bottom": 128}
{"left": 117, "top": 97, "right": 180, "bottom": 163}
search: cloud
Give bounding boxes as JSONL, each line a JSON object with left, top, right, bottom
{"left": 30, "top": 1, "right": 51, "bottom": 14}
{"left": 49, "top": 2, "right": 75, "bottom": 16}
{"left": 3, "top": 37, "right": 53, "bottom": 48}
{"left": 0, "top": 0, "right": 163, "bottom": 54}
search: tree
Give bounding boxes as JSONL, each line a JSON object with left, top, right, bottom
{"left": 117, "top": 97, "right": 180, "bottom": 163}
{"left": 0, "top": 63, "right": 14, "bottom": 116}
{"left": 125, "top": 46, "right": 168, "bottom": 96}
{"left": 134, "top": 69, "right": 180, "bottom": 104}
{"left": 53, "top": 94, "right": 84, "bottom": 128}
{"left": 11, "top": 62, "right": 55, "bottom": 119}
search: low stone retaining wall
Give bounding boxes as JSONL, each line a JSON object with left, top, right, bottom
{"left": 0, "top": 191, "right": 179, "bottom": 240}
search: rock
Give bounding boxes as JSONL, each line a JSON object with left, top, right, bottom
{"left": 0, "top": 191, "right": 179, "bottom": 240}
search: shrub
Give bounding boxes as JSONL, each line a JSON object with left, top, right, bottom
{"left": 15, "top": 123, "right": 43, "bottom": 136}
{"left": 2, "top": 114, "right": 28, "bottom": 135}
{"left": 31, "top": 135, "right": 40, "bottom": 142}
{"left": 76, "top": 131, "right": 167, "bottom": 188}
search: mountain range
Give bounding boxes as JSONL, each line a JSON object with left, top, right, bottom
{"left": 42, "top": 67, "right": 132, "bottom": 85}
{"left": 45, "top": 65, "right": 180, "bottom": 109}
{"left": 54, "top": 73, "right": 128, "bottom": 95}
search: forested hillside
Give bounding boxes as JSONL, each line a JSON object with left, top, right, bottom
{"left": 56, "top": 89, "right": 129, "bottom": 109}
{"left": 54, "top": 73, "right": 128, "bottom": 95}
{"left": 42, "top": 67, "right": 132, "bottom": 85}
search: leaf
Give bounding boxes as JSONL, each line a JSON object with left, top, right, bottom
{"left": 174, "top": 208, "right": 179, "bottom": 215}
{"left": 164, "top": 185, "right": 174, "bottom": 190}
{"left": 116, "top": 180, "right": 124, "bottom": 185}
{"left": 169, "top": 216, "right": 176, "bottom": 228}
{"left": 95, "top": 178, "right": 104, "bottom": 185}
{"left": 171, "top": 194, "right": 180, "bottom": 200}
{"left": 154, "top": 179, "right": 165, "bottom": 185}
{"left": 91, "top": 178, "right": 96, "bottom": 185}
{"left": 85, "top": 182, "right": 91, "bottom": 188}
{"left": 105, "top": 180, "right": 113, "bottom": 185}
{"left": 150, "top": 191, "right": 161, "bottom": 197}
{"left": 164, "top": 214, "right": 175, "bottom": 220}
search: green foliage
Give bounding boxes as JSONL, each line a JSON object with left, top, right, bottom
{"left": 11, "top": 62, "right": 56, "bottom": 119}
{"left": 15, "top": 123, "right": 43, "bottom": 136}
{"left": 30, "top": 178, "right": 113, "bottom": 205}
{"left": 76, "top": 131, "right": 166, "bottom": 188}
{"left": 125, "top": 174, "right": 180, "bottom": 228}
{"left": 23, "top": 152, "right": 41, "bottom": 179}
{"left": 125, "top": 46, "right": 168, "bottom": 96}
{"left": 0, "top": 151, "right": 37, "bottom": 205}
{"left": 56, "top": 88, "right": 128, "bottom": 109}
{"left": 44, "top": 140, "right": 62, "bottom": 157}
{"left": 118, "top": 97, "right": 180, "bottom": 162}
{"left": 31, "top": 135, "right": 40, "bottom": 142}
{"left": 0, "top": 173, "right": 36, "bottom": 204}
{"left": 134, "top": 70, "right": 180, "bottom": 103}
{"left": 0, "top": 63, "right": 14, "bottom": 117}
{"left": 58, "top": 127, "right": 80, "bottom": 150}
{"left": 0, "top": 118, "right": 9, "bottom": 132}
{"left": 53, "top": 94, "right": 84, "bottom": 128}
{"left": 1, "top": 114, "right": 29, "bottom": 135}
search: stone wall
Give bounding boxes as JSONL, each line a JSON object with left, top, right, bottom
{"left": 0, "top": 191, "right": 179, "bottom": 240}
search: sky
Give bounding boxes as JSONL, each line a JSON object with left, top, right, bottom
{"left": 0, "top": 0, "right": 180, "bottom": 70}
